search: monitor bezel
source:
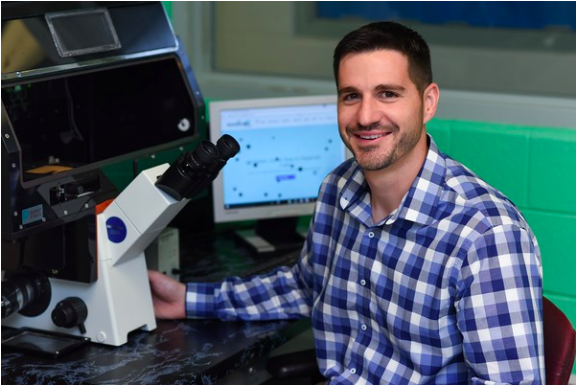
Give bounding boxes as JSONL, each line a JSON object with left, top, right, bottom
{"left": 209, "top": 94, "right": 348, "bottom": 224}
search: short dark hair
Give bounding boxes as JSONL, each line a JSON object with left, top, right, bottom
{"left": 333, "top": 21, "right": 433, "bottom": 93}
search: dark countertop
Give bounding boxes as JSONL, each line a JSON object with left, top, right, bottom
{"left": 2, "top": 318, "right": 309, "bottom": 384}
{"left": 2, "top": 228, "right": 309, "bottom": 384}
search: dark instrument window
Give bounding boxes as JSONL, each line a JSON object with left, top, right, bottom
{"left": 2, "top": 57, "right": 196, "bottom": 182}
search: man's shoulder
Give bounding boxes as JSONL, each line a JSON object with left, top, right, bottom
{"left": 440, "top": 155, "right": 527, "bottom": 229}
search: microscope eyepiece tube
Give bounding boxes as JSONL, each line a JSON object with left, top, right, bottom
{"left": 191, "top": 140, "right": 220, "bottom": 166}
{"left": 185, "top": 135, "right": 240, "bottom": 197}
{"left": 155, "top": 140, "right": 219, "bottom": 201}
{"left": 155, "top": 136, "right": 240, "bottom": 201}
{"left": 216, "top": 134, "right": 241, "bottom": 160}
{"left": 204, "top": 134, "right": 241, "bottom": 181}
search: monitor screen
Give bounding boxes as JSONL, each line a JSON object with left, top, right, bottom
{"left": 210, "top": 95, "right": 349, "bottom": 229}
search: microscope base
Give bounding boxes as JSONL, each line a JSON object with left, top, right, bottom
{"left": 2, "top": 253, "right": 156, "bottom": 346}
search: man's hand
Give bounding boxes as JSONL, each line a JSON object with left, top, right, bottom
{"left": 147, "top": 270, "right": 186, "bottom": 319}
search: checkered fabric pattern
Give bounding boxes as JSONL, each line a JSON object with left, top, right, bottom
{"left": 186, "top": 135, "right": 544, "bottom": 384}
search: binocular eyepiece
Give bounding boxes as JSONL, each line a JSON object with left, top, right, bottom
{"left": 156, "top": 134, "right": 240, "bottom": 201}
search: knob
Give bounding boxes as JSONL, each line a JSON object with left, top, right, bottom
{"left": 51, "top": 297, "right": 88, "bottom": 332}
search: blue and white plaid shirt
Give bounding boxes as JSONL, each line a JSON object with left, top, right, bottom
{"left": 186, "top": 136, "right": 544, "bottom": 384}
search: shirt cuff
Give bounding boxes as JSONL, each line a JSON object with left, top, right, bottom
{"left": 185, "top": 282, "right": 219, "bottom": 319}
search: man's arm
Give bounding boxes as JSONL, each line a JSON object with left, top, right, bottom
{"left": 147, "top": 215, "right": 319, "bottom": 322}
{"left": 184, "top": 262, "right": 314, "bottom": 321}
{"left": 457, "top": 224, "right": 544, "bottom": 384}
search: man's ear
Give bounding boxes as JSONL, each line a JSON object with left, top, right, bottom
{"left": 422, "top": 83, "right": 440, "bottom": 124}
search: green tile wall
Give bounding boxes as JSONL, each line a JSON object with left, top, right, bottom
{"left": 528, "top": 129, "right": 576, "bottom": 213}
{"left": 451, "top": 122, "right": 531, "bottom": 207}
{"left": 523, "top": 210, "right": 576, "bottom": 298}
{"left": 428, "top": 118, "right": 576, "bottom": 332}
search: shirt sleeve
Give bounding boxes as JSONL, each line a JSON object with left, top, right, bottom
{"left": 456, "top": 224, "right": 545, "bottom": 384}
{"left": 185, "top": 253, "right": 314, "bottom": 321}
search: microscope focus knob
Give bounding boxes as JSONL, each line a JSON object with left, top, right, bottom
{"left": 51, "top": 297, "right": 88, "bottom": 331}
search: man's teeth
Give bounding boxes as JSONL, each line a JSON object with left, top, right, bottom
{"left": 360, "top": 134, "right": 383, "bottom": 140}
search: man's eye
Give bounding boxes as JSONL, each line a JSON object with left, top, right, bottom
{"left": 342, "top": 93, "right": 359, "bottom": 102}
{"left": 381, "top": 91, "right": 398, "bottom": 98}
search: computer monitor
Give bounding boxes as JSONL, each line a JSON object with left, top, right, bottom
{"left": 209, "top": 95, "right": 350, "bottom": 255}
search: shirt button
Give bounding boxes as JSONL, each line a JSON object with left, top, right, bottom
{"left": 361, "top": 324, "right": 367, "bottom": 331}
{"left": 360, "top": 279, "right": 366, "bottom": 286}
{"left": 368, "top": 231, "right": 375, "bottom": 238}
{"left": 350, "top": 368, "right": 356, "bottom": 374}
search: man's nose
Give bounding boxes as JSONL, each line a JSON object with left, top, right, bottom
{"left": 356, "top": 98, "right": 381, "bottom": 127}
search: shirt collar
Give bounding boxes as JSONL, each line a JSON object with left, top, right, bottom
{"left": 339, "top": 135, "right": 447, "bottom": 227}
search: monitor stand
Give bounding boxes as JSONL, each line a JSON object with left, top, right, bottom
{"left": 235, "top": 217, "right": 305, "bottom": 256}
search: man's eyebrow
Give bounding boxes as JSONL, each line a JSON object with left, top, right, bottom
{"left": 338, "top": 84, "right": 407, "bottom": 95}
{"left": 375, "top": 84, "right": 406, "bottom": 93}
{"left": 337, "top": 86, "right": 358, "bottom": 96}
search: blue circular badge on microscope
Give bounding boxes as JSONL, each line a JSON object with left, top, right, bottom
{"left": 106, "top": 216, "right": 127, "bottom": 243}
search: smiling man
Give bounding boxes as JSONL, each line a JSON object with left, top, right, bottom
{"left": 149, "top": 22, "right": 544, "bottom": 384}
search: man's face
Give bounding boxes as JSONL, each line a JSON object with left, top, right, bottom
{"left": 337, "top": 49, "right": 428, "bottom": 172}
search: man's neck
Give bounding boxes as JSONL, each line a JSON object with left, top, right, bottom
{"left": 365, "top": 132, "right": 428, "bottom": 224}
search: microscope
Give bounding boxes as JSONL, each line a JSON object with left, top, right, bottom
{"left": 1, "top": 2, "right": 239, "bottom": 349}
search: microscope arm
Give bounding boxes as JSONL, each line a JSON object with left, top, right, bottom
{"left": 99, "top": 163, "right": 188, "bottom": 267}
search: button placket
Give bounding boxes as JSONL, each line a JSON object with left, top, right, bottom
{"left": 348, "top": 226, "right": 377, "bottom": 382}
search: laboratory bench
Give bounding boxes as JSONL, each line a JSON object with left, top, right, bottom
{"left": 1, "top": 319, "right": 310, "bottom": 384}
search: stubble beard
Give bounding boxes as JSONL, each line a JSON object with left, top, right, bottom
{"left": 344, "top": 118, "right": 424, "bottom": 172}
{"left": 346, "top": 125, "right": 423, "bottom": 171}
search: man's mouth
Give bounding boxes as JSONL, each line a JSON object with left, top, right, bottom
{"left": 353, "top": 131, "right": 391, "bottom": 142}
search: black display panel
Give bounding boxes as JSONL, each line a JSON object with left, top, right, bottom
{"left": 2, "top": 57, "right": 197, "bottom": 182}
{"left": 2, "top": 328, "right": 89, "bottom": 358}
